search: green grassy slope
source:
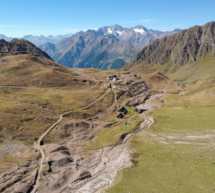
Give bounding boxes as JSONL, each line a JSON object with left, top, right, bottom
{"left": 108, "top": 88, "right": 215, "bottom": 193}
{"left": 161, "top": 52, "right": 215, "bottom": 85}
{"left": 129, "top": 52, "right": 215, "bottom": 90}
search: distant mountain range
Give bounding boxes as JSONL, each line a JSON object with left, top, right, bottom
{"left": 40, "top": 31, "right": 138, "bottom": 70}
{"left": 39, "top": 25, "right": 180, "bottom": 70}
{"left": 0, "top": 25, "right": 181, "bottom": 69}
{"left": 97, "top": 24, "right": 181, "bottom": 49}
{"left": 0, "top": 34, "right": 72, "bottom": 46}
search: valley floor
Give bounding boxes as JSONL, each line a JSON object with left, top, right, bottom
{"left": 0, "top": 64, "right": 215, "bottom": 193}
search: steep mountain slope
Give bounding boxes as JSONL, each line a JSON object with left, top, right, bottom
{"left": 0, "top": 39, "right": 51, "bottom": 59}
{"left": 126, "top": 21, "right": 215, "bottom": 85}
{"left": 40, "top": 31, "right": 138, "bottom": 70}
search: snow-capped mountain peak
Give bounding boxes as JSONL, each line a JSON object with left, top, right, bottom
{"left": 107, "top": 28, "right": 113, "bottom": 34}
{"left": 117, "top": 31, "right": 124, "bottom": 36}
{"left": 133, "top": 28, "right": 146, "bottom": 34}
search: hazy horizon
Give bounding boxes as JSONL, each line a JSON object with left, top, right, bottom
{"left": 0, "top": 23, "right": 184, "bottom": 38}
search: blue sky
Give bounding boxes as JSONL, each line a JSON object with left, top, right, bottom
{"left": 0, "top": 0, "right": 214, "bottom": 37}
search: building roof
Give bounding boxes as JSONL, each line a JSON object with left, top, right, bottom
{"left": 119, "top": 107, "right": 128, "bottom": 114}
{"left": 117, "top": 112, "right": 124, "bottom": 119}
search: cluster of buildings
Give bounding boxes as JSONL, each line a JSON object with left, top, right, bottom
{"left": 106, "top": 74, "right": 119, "bottom": 82}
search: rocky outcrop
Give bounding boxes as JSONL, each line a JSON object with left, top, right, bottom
{"left": 0, "top": 39, "right": 52, "bottom": 59}
{"left": 126, "top": 81, "right": 148, "bottom": 97}
{"left": 129, "top": 22, "right": 215, "bottom": 67}
{"left": 0, "top": 161, "right": 38, "bottom": 193}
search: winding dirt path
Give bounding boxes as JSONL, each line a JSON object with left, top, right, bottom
{"left": 71, "top": 93, "right": 165, "bottom": 193}
{"left": 112, "top": 87, "right": 120, "bottom": 110}
{"left": 123, "top": 93, "right": 164, "bottom": 143}
{"left": 31, "top": 88, "right": 110, "bottom": 193}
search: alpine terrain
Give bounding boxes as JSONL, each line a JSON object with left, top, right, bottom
{"left": 0, "top": 13, "right": 215, "bottom": 193}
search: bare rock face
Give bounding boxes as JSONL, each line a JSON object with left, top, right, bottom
{"left": 130, "top": 93, "right": 150, "bottom": 106}
{"left": 129, "top": 22, "right": 215, "bottom": 67}
{"left": 52, "top": 157, "right": 73, "bottom": 168}
{"left": 126, "top": 81, "right": 148, "bottom": 97}
{"left": 0, "top": 39, "right": 52, "bottom": 59}
{"left": 0, "top": 161, "right": 38, "bottom": 193}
